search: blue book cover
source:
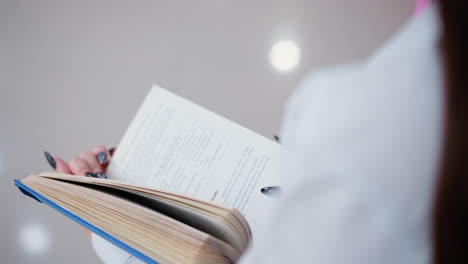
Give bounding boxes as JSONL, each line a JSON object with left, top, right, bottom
{"left": 14, "top": 179, "right": 158, "bottom": 264}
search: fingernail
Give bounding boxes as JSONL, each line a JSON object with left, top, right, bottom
{"left": 44, "top": 151, "right": 56, "bottom": 170}
{"left": 97, "top": 152, "right": 107, "bottom": 164}
{"left": 109, "top": 147, "right": 116, "bottom": 156}
{"left": 85, "top": 172, "right": 97, "bottom": 178}
{"left": 261, "top": 186, "right": 281, "bottom": 196}
{"left": 273, "top": 135, "right": 281, "bottom": 143}
{"left": 96, "top": 172, "right": 108, "bottom": 179}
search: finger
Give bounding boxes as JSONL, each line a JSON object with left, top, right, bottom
{"left": 80, "top": 151, "right": 102, "bottom": 174}
{"left": 69, "top": 157, "right": 92, "bottom": 176}
{"left": 109, "top": 147, "right": 116, "bottom": 157}
{"left": 91, "top": 145, "right": 111, "bottom": 167}
{"left": 54, "top": 157, "right": 72, "bottom": 174}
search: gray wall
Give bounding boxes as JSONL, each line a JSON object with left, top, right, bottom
{"left": 0, "top": 0, "right": 412, "bottom": 263}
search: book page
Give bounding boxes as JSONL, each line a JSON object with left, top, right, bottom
{"left": 107, "top": 85, "right": 281, "bottom": 235}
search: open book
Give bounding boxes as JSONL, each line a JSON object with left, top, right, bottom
{"left": 15, "top": 86, "right": 282, "bottom": 264}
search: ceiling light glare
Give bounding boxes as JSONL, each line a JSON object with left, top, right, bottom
{"left": 269, "top": 40, "right": 300, "bottom": 72}
{"left": 18, "top": 223, "right": 51, "bottom": 256}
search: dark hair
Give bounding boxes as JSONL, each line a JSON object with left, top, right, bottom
{"left": 433, "top": 2, "right": 468, "bottom": 263}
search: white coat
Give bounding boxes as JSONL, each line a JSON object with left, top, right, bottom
{"left": 240, "top": 5, "right": 442, "bottom": 264}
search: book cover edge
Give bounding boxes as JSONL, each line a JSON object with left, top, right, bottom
{"left": 13, "top": 179, "right": 158, "bottom": 264}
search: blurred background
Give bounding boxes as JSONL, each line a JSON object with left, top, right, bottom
{"left": 1, "top": 0, "right": 412, "bottom": 263}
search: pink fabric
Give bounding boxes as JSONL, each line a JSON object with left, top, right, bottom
{"left": 414, "top": 0, "right": 431, "bottom": 16}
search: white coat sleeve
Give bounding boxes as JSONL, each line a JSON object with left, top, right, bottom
{"left": 238, "top": 64, "right": 432, "bottom": 264}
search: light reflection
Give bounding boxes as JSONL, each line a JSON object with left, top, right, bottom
{"left": 269, "top": 40, "right": 300, "bottom": 72}
{"left": 18, "top": 223, "right": 51, "bottom": 255}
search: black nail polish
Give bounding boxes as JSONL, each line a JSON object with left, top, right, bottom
{"left": 85, "top": 172, "right": 97, "bottom": 178}
{"left": 97, "top": 152, "right": 107, "bottom": 164}
{"left": 44, "top": 151, "right": 56, "bottom": 170}
{"left": 96, "top": 172, "right": 108, "bottom": 179}
{"left": 261, "top": 186, "right": 280, "bottom": 196}
{"left": 274, "top": 135, "right": 280, "bottom": 143}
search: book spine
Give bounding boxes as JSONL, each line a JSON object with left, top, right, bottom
{"left": 14, "top": 179, "right": 158, "bottom": 264}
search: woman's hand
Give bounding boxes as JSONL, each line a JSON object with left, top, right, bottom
{"left": 44, "top": 145, "right": 115, "bottom": 178}
{"left": 43, "top": 145, "right": 115, "bottom": 238}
